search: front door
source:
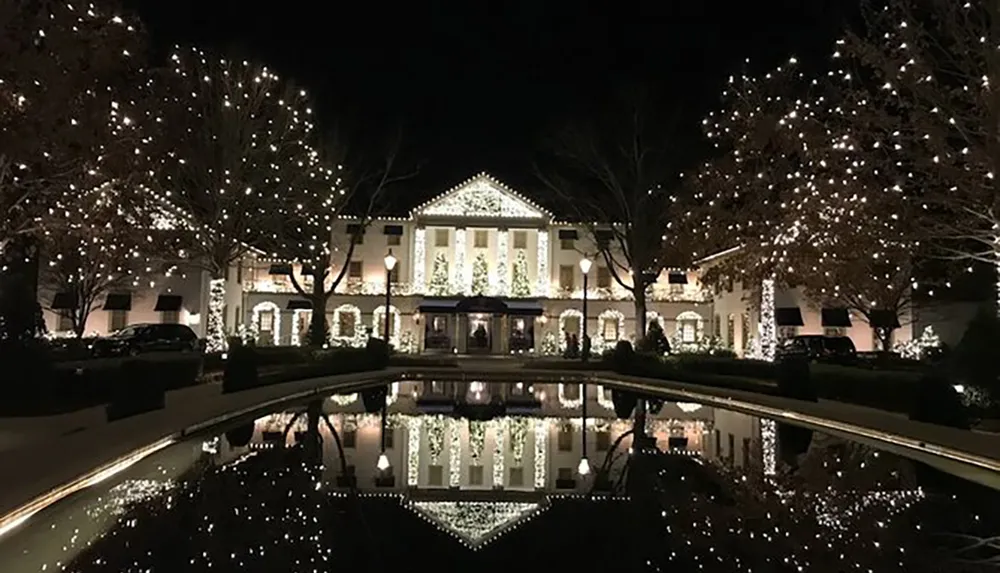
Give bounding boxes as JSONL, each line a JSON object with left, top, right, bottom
{"left": 467, "top": 314, "right": 492, "bottom": 353}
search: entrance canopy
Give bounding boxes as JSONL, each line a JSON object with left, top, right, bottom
{"left": 418, "top": 296, "right": 543, "bottom": 316}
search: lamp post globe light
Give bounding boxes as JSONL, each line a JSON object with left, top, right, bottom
{"left": 383, "top": 250, "right": 397, "bottom": 345}
{"left": 579, "top": 256, "right": 592, "bottom": 361}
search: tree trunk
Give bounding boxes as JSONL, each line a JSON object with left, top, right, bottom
{"left": 306, "top": 276, "right": 330, "bottom": 347}
{"left": 634, "top": 285, "right": 648, "bottom": 342}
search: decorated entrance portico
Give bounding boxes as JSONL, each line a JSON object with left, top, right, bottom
{"left": 418, "top": 296, "right": 543, "bottom": 354}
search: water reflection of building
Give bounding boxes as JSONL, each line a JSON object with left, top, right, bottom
{"left": 215, "top": 381, "right": 763, "bottom": 491}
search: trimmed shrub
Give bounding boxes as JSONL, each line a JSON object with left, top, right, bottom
{"left": 776, "top": 357, "right": 816, "bottom": 402}
{"left": 365, "top": 338, "right": 391, "bottom": 370}
{"left": 223, "top": 343, "right": 260, "bottom": 393}
{"left": 105, "top": 360, "right": 169, "bottom": 421}
{"left": 909, "top": 373, "right": 970, "bottom": 429}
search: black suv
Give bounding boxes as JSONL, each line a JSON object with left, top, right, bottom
{"left": 93, "top": 323, "right": 205, "bottom": 358}
{"left": 778, "top": 335, "right": 857, "bottom": 365}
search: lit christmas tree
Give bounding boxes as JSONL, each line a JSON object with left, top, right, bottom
{"left": 150, "top": 47, "right": 322, "bottom": 351}
{"left": 510, "top": 249, "right": 531, "bottom": 298}
{"left": 428, "top": 252, "right": 450, "bottom": 296}
{"left": 471, "top": 253, "right": 489, "bottom": 295}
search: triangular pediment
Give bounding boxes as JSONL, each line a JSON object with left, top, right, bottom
{"left": 408, "top": 500, "right": 541, "bottom": 549}
{"left": 414, "top": 173, "right": 550, "bottom": 220}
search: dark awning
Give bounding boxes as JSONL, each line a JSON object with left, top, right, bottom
{"left": 821, "top": 308, "right": 851, "bottom": 327}
{"left": 419, "top": 298, "right": 460, "bottom": 313}
{"left": 287, "top": 300, "right": 312, "bottom": 310}
{"left": 869, "top": 310, "right": 901, "bottom": 329}
{"left": 557, "top": 229, "right": 578, "bottom": 240}
{"left": 774, "top": 307, "right": 804, "bottom": 327}
{"left": 383, "top": 224, "right": 403, "bottom": 236}
{"left": 102, "top": 293, "right": 133, "bottom": 311}
{"left": 506, "top": 300, "right": 543, "bottom": 316}
{"left": 456, "top": 296, "right": 507, "bottom": 314}
{"left": 667, "top": 272, "right": 688, "bottom": 285}
{"left": 269, "top": 263, "right": 292, "bottom": 275}
{"left": 51, "top": 292, "right": 77, "bottom": 310}
{"left": 154, "top": 295, "right": 183, "bottom": 312}
{"left": 346, "top": 223, "right": 365, "bottom": 235}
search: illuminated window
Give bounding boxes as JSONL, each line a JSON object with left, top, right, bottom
{"left": 348, "top": 261, "right": 362, "bottom": 279}
{"left": 474, "top": 230, "right": 488, "bottom": 248}
{"left": 469, "top": 465, "right": 484, "bottom": 485}
{"left": 602, "top": 318, "right": 618, "bottom": 340}
{"left": 559, "top": 265, "right": 575, "bottom": 291}
{"left": 387, "top": 234, "right": 401, "bottom": 246}
{"left": 435, "top": 229, "right": 449, "bottom": 247}
{"left": 338, "top": 313, "right": 355, "bottom": 337}
{"left": 596, "top": 266, "right": 611, "bottom": 289}
{"left": 560, "top": 238, "right": 575, "bottom": 250}
{"left": 513, "top": 231, "right": 527, "bottom": 249}
{"left": 109, "top": 310, "right": 128, "bottom": 332}
{"left": 682, "top": 322, "right": 696, "bottom": 343}
{"left": 161, "top": 310, "right": 180, "bottom": 324}
{"left": 259, "top": 310, "right": 274, "bottom": 331}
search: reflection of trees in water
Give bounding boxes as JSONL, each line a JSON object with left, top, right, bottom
{"left": 627, "top": 441, "right": 999, "bottom": 573}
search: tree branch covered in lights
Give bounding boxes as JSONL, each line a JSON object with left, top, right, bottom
{"left": 832, "top": 0, "right": 1000, "bottom": 311}
{"left": 536, "top": 87, "right": 693, "bottom": 338}
{"left": 40, "top": 184, "right": 155, "bottom": 337}
{"left": 269, "top": 128, "right": 414, "bottom": 346}
{"left": 0, "top": 0, "right": 151, "bottom": 252}
{"left": 152, "top": 47, "right": 319, "bottom": 279}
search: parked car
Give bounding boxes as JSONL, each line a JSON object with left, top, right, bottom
{"left": 777, "top": 335, "right": 857, "bottom": 365}
{"left": 92, "top": 323, "right": 205, "bottom": 358}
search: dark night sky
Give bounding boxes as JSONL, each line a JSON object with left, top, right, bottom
{"left": 128, "top": 0, "right": 852, "bottom": 200}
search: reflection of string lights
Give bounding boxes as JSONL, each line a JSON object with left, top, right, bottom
{"left": 761, "top": 418, "right": 776, "bottom": 476}
{"left": 408, "top": 500, "right": 541, "bottom": 549}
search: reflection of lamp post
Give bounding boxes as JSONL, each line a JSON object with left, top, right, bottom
{"left": 376, "top": 401, "right": 390, "bottom": 472}
{"left": 578, "top": 381, "right": 590, "bottom": 476}
{"left": 383, "top": 250, "right": 398, "bottom": 343}
{"left": 579, "top": 257, "right": 592, "bottom": 361}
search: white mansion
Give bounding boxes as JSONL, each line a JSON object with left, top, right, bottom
{"left": 43, "top": 172, "right": 943, "bottom": 354}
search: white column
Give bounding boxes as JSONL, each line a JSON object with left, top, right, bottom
{"left": 413, "top": 227, "right": 427, "bottom": 294}
{"left": 496, "top": 229, "right": 509, "bottom": 297}
{"left": 535, "top": 228, "right": 549, "bottom": 297}
{"left": 454, "top": 228, "right": 467, "bottom": 295}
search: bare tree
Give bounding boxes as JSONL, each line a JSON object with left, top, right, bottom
{"left": 269, "top": 130, "right": 414, "bottom": 346}
{"left": 151, "top": 46, "right": 324, "bottom": 350}
{"left": 536, "top": 88, "right": 689, "bottom": 339}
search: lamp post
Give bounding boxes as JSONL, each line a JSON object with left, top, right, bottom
{"left": 376, "top": 401, "right": 390, "bottom": 472}
{"left": 579, "top": 256, "right": 592, "bottom": 361}
{"left": 383, "top": 250, "right": 398, "bottom": 344}
{"left": 578, "top": 381, "right": 590, "bottom": 476}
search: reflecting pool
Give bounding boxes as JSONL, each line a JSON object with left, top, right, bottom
{"left": 1, "top": 379, "right": 998, "bottom": 572}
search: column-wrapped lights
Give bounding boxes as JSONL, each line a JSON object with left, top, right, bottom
{"left": 492, "top": 418, "right": 507, "bottom": 487}
{"left": 454, "top": 228, "right": 467, "bottom": 295}
{"left": 407, "top": 417, "right": 422, "bottom": 486}
{"left": 760, "top": 278, "right": 776, "bottom": 362}
{"left": 536, "top": 229, "right": 549, "bottom": 297}
{"left": 496, "top": 229, "right": 509, "bottom": 296}
{"left": 414, "top": 227, "right": 427, "bottom": 294}
{"left": 533, "top": 418, "right": 547, "bottom": 488}
{"left": 449, "top": 417, "right": 463, "bottom": 487}
{"left": 207, "top": 278, "right": 227, "bottom": 351}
